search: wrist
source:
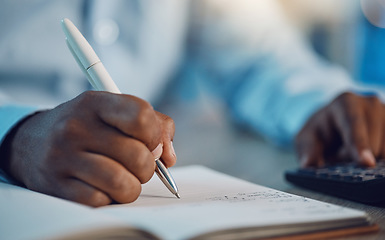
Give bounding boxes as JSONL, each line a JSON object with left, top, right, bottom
{"left": 0, "top": 112, "right": 39, "bottom": 186}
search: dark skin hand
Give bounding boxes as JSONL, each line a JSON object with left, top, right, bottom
{"left": 0, "top": 91, "right": 176, "bottom": 207}
{"left": 296, "top": 92, "right": 383, "bottom": 168}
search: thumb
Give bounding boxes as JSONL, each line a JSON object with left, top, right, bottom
{"left": 151, "top": 143, "right": 163, "bottom": 160}
{"left": 155, "top": 111, "right": 177, "bottom": 168}
{"left": 161, "top": 141, "right": 177, "bottom": 167}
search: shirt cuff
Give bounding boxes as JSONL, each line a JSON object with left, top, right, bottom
{"left": 0, "top": 105, "right": 40, "bottom": 184}
{"left": 0, "top": 104, "right": 40, "bottom": 145}
{"left": 0, "top": 169, "right": 19, "bottom": 185}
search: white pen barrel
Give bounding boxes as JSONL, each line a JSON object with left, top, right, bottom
{"left": 87, "top": 62, "right": 121, "bottom": 94}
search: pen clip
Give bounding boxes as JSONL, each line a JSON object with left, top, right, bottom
{"left": 65, "top": 38, "right": 100, "bottom": 90}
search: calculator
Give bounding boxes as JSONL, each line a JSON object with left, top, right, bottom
{"left": 285, "top": 162, "right": 385, "bottom": 204}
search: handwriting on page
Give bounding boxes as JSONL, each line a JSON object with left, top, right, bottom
{"left": 204, "top": 189, "right": 345, "bottom": 217}
{"left": 206, "top": 190, "right": 310, "bottom": 203}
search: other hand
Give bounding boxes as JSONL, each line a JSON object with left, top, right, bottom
{"left": 296, "top": 92, "right": 383, "bottom": 168}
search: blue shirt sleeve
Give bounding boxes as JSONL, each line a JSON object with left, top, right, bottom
{"left": 185, "top": 1, "right": 355, "bottom": 146}
{"left": 0, "top": 104, "right": 39, "bottom": 183}
{"left": 0, "top": 105, "right": 39, "bottom": 143}
{"left": 227, "top": 65, "right": 353, "bottom": 146}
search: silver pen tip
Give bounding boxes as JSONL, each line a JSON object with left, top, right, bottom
{"left": 176, "top": 193, "right": 181, "bottom": 199}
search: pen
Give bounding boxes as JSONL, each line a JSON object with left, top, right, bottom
{"left": 61, "top": 18, "right": 180, "bottom": 199}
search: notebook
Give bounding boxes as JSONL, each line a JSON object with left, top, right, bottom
{"left": 0, "top": 165, "right": 378, "bottom": 240}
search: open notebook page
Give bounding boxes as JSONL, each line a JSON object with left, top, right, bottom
{"left": 0, "top": 181, "right": 129, "bottom": 240}
{"left": 98, "top": 165, "right": 369, "bottom": 240}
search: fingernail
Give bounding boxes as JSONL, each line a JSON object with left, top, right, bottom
{"left": 361, "top": 149, "right": 376, "bottom": 166}
{"left": 152, "top": 143, "right": 163, "bottom": 160}
{"left": 170, "top": 141, "right": 176, "bottom": 157}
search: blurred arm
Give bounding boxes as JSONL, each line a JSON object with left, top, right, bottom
{"left": 187, "top": 0, "right": 355, "bottom": 146}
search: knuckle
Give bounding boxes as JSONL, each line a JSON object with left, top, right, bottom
{"left": 121, "top": 95, "right": 160, "bottom": 144}
{"left": 135, "top": 109, "right": 160, "bottom": 146}
{"left": 75, "top": 91, "right": 98, "bottom": 107}
{"left": 367, "top": 96, "right": 381, "bottom": 108}
{"left": 335, "top": 92, "right": 355, "bottom": 103}
{"left": 69, "top": 189, "right": 110, "bottom": 207}
{"left": 124, "top": 183, "right": 142, "bottom": 203}
{"left": 332, "top": 93, "right": 366, "bottom": 121}
{"left": 164, "top": 116, "right": 175, "bottom": 132}
{"left": 132, "top": 150, "right": 154, "bottom": 183}
{"left": 86, "top": 191, "right": 111, "bottom": 207}
{"left": 53, "top": 117, "right": 82, "bottom": 142}
{"left": 135, "top": 102, "right": 155, "bottom": 129}
{"left": 128, "top": 141, "right": 149, "bottom": 164}
{"left": 332, "top": 92, "right": 358, "bottom": 111}
{"left": 140, "top": 167, "right": 155, "bottom": 183}
{"left": 139, "top": 162, "right": 155, "bottom": 183}
{"left": 107, "top": 169, "right": 127, "bottom": 190}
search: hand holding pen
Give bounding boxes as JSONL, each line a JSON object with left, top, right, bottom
{"left": 61, "top": 18, "right": 180, "bottom": 199}
{"left": 0, "top": 19, "right": 178, "bottom": 207}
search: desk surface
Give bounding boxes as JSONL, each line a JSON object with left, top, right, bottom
{"left": 160, "top": 99, "right": 385, "bottom": 240}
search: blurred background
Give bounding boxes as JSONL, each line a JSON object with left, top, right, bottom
{"left": 2, "top": 0, "right": 385, "bottom": 105}
{"left": 2, "top": 0, "right": 384, "bottom": 106}
{"left": 280, "top": 0, "right": 385, "bottom": 86}
{"left": 2, "top": 0, "right": 385, "bottom": 188}
{"left": 279, "top": 0, "right": 358, "bottom": 72}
